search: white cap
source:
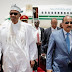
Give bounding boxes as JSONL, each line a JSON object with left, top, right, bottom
{"left": 10, "top": 4, "right": 21, "bottom": 13}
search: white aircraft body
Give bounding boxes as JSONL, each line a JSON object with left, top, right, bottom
{"left": 28, "top": 5, "right": 72, "bottom": 28}
{"left": 6, "top": 5, "right": 72, "bottom": 28}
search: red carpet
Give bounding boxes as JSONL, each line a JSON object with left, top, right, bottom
{"left": 33, "top": 58, "right": 45, "bottom": 72}
{"left": 33, "top": 67, "right": 45, "bottom": 72}
{"left": 37, "top": 67, "right": 45, "bottom": 72}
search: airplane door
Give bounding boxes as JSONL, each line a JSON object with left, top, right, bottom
{"left": 33, "top": 7, "right": 38, "bottom": 18}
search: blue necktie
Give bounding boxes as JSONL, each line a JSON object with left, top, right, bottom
{"left": 66, "top": 33, "right": 70, "bottom": 53}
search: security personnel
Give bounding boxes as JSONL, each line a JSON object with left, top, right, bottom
{"left": 20, "top": 15, "right": 28, "bottom": 23}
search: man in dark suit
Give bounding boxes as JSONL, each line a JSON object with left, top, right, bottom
{"left": 46, "top": 16, "right": 72, "bottom": 72}
{"left": 41, "top": 18, "right": 60, "bottom": 55}
{"left": 34, "top": 20, "right": 44, "bottom": 67}
{"left": 34, "top": 20, "right": 44, "bottom": 55}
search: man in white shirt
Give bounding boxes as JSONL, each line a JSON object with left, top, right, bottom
{"left": 0, "top": 4, "right": 37, "bottom": 72}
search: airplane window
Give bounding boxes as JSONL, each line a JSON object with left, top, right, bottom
{"left": 58, "top": 12, "right": 59, "bottom": 14}
{"left": 55, "top": 12, "right": 56, "bottom": 14}
{"left": 42, "top": 11, "right": 43, "bottom": 14}
{"left": 45, "top": 11, "right": 47, "bottom": 14}
{"left": 64, "top": 12, "right": 66, "bottom": 14}
{"left": 61, "top": 12, "right": 63, "bottom": 14}
{"left": 48, "top": 12, "right": 50, "bottom": 14}
{"left": 67, "top": 12, "right": 69, "bottom": 14}
{"left": 70, "top": 12, "right": 72, "bottom": 14}
{"left": 51, "top": 12, "right": 53, "bottom": 14}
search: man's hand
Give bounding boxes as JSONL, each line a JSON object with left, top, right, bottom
{"left": 30, "top": 60, "right": 35, "bottom": 68}
{"left": 41, "top": 53, "right": 46, "bottom": 56}
{"left": 36, "top": 42, "right": 41, "bottom": 45}
{"left": 47, "top": 70, "right": 52, "bottom": 72}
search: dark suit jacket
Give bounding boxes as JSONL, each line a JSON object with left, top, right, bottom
{"left": 40, "top": 27, "right": 44, "bottom": 41}
{"left": 41, "top": 27, "right": 60, "bottom": 54}
{"left": 46, "top": 29, "right": 72, "bottom": 72}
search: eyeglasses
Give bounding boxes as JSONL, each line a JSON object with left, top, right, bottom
{"left": 10, "top": 13, "right": 18, "bottom": 15}
{"left": 65, "top": 21, "right": 72, "bottom": 24}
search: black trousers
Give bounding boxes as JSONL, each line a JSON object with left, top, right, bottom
{"left": 37, "top": 45, "right": 41, "bottom": 67}
{"left": 0, "top": 60, "right": 3, "bottom": 72}
{"left": 0, "top": 55, "right": 3, "bottom": 72}
{"left": 68, "top": 62, "right": 72, "bottom": 72}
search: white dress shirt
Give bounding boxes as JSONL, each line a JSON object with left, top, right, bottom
{"left": 63, "top": 29, "right": 72, "bottom": 51}
{"left": 34, "top": 27, "right": 41, "bottom": 42}
{"left": 51, "top": 27, "right": 57, "bottom": 33}
{"left": 11, "top": 21, "right": 20, "bottom": 34}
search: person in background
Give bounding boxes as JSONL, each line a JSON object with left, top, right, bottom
{"left": 20, "top": 15, "right": 28, "bottom": 23}
{"left": 46, "top": 16, "right": 72, "bottom": 72}
{"left": 0, "top": 4, "right": 38, "bottom": 72}
{"left": 60, "top": 23, "right": 63, "bottom": 28}
{"left": 41, "top": 18, "right": 60, "bottom": 56}
{"left": 34, "top": 20, "right": 44, "bottom": 66}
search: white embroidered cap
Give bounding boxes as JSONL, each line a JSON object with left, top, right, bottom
{"left": 10, "top": 4, "right": 21, "bottom": 13}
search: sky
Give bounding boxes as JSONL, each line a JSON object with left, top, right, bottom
{"left": 0, "top": 0, "right": 72, "bottom": 23}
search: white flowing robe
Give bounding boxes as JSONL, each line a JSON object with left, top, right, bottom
{"left": 0, "top": 20, "right": 38, "bottom": 72}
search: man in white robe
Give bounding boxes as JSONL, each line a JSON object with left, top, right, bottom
{"left": 0, "top": 4, "right": 38, "bottom": 72}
